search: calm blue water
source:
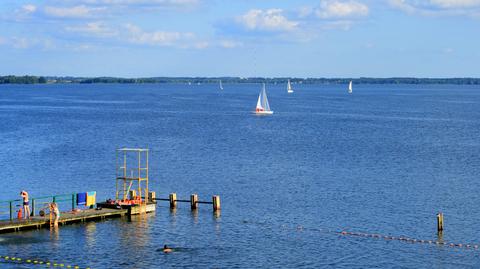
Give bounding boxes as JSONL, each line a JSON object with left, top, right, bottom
{"left": 1, "top": 83, "right": 480, "bottom": 268}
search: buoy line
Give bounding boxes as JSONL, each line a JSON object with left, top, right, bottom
{"left": 337, "top": 230, "right": 479, "bottom": 249}
{"left": 0, "top": 255, "right": 91, "bottom": 268}
{"left": 244, "top": 220, "right": 479, "bottom": 250}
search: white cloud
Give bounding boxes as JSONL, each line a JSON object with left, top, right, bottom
{"left": 298, "top": 6, "right": 314, "bottom": 18}
{"left": 443, "top": 47, "right": 454, "bottom": 53}
{"left": 12, "top": 0, "right": 199, "bottom": 22}
{"left": 22, "top": 4, "right": 37, "bottom": 14}
{"left": 193, "top": 41, "right": 209, "bottom": 49}
{"left": 5, "top": 37, "right": 55, "bottom": 50}
{"left": 389, "top": 0, "right": 418, "bottom": 13}
{"left": 321, "top": 20, "right": 355, "bottom": 30}
{"left": 12, "top": 37, "right": 30, "bottom": 49}
{"left": 44, "top": 5, "right": 106, "bottom": 18}
{"left": 389, "top": 0, "right": 480, "bottom": 15}
{"left": 65, "top": 22, "right": 118, "bottom": 37}
{"left": 237, "top": 9, "right": 299, "bottom": 32}
{"left": 315, "top": 0, "right": 369, "bottom": 18}
{"left": 124, "top": 23, "right": 196, "bottom": 47}
{"left": 72, "top": 0, "right": 200, "bottom": 11}
{"left": 364, "top": 42, "right": 375, "bottom": 49}
{"left": 430, "top": 0, "right": 480, "bottom": 8}
{"left": 219, "top": 40, "right": 243, "bottom": 48}
{"left": 70, "top": 43, "right": 96, "bottom": 51}
{"left": 80, "top": 0, "right": 199, "bottom": 5}
{"left": 13, "top": 4, "right": 38, "bottom": 21}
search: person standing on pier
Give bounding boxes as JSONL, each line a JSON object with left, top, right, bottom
{"left": 20, "top": 190, "right": 31, "bottom": 219}
{"left": 50, "top": 202, "right": 60, "bottom": 228}
{"left": 49, "top": 203, "right": 60, "bottom": 228}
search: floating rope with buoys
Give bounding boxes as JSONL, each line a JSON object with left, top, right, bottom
{"left": 244, "top": 219, "right": 480, "bottom": 251}
{"left": 295, "top": 224, "right": 479, "bottom": 250}
{"left": 336, "top": 230, "right": 479, "bottom": 249}
{"left": 0, "top": 255, "right": 91, "bottom": 268}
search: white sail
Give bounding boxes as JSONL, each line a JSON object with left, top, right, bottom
{"left": 255, "top": 83, "right": 273, "bottom": 114}
{"left": 256, "top": 89, "right": 264, "bottom": 110}
{"left": 262, "top": 83, "right": 271, "bottom": 111}
{"left": 219, "top": 80, "right": 224, "bottom": 90}
{"left": 287, "top": 79, "right": 293, "bottom": 93}
{"left": 348, "top": 81, "right": 353, "bottom": 94}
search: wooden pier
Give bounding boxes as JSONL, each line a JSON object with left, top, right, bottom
{"left": 0, "top": 208, "right": 127, "bottom": 234}
{"left": 0, "top": 149, "right": 220, "bottom": 235}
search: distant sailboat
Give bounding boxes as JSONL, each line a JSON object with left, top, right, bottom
{"left": 287, "top": 79, "right": 294, "bottom": 93}
{"left": 219, "top": 80, "right": 224, "bottom": 90}
{"left": 255, "top": 83, "right": 273, "bottom": 115}
{"left": 348, "top": 80, "right": 353, "bottom": 94}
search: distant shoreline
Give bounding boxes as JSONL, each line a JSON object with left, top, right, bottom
{"left": 1, "top": 75, "right": 480, "bottom": 85}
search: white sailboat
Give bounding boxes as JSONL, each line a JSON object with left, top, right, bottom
{"left": 219, "top": 80, "right": 224, "bottom": 90}
{"left": 348, "top": 80, "right": 353, "bottom": 94}
{"left": 287, "top": 79, "right": 294, "bottom": 93}
{"left": 255, "top": 83, "right": 273, "bottom": 115}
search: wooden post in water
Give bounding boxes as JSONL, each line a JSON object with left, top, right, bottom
{"left": 437, "top": 213, "right": 444, "bottom": 233}
{"left": 129, "top": 190, "right": 137, "bottom": 200}
{"left": 212, "top": 195, "right": 221, "bottom": 211}
{"left": 148, "top": 191, "right": 156, "bottom": 203}
{"left": 31, "top": 199, "right": 36, "bottom": 217}
{"left": 169, "top": 193, "right": 177, "bottom": 209}
{"left": 9, "top": 201, "right": 13, "bottom": 220}
{"left": 190, "top": 194, "right": 198, "bottom": 210}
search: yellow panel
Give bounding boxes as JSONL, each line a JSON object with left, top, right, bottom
{"left": 86, "top": 192, "right": 96, "bottom": 207}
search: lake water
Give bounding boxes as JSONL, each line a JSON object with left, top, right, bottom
{"left": 0, "top": 83, "right": 480, "bottom": 268}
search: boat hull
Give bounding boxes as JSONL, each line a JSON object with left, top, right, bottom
{"left": 254, "top": 111, "right": 273, "bottom": 115}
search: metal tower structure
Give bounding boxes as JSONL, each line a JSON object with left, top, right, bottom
{"left": 115, "top": 148, "right": 149, "bottom": 203}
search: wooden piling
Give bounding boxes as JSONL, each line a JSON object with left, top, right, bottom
{"left": 190, "top": 194, "right": 198, "bottom": 210}
{"left": 71, "top": 194, "right": 75, "bottom": 211}
{"left": 148, "top": 191, "right": 156, "bottom": 202}
{"left": 437, "top": 213, "right": 444, "bottom": 232}
{"left": 212, "top": 195, "right": 221, "bottom": 211}
{"left": 129, "top": 190, "right": 137, "bottom": 200}
{"left": 9, "top": 201, "right": 13, "bottom": 221}
{"left": 31, "top": 199, "right": 36, "bottom": 217}
{"left": 169, "top": 193, "right": 177, "bottom": 209}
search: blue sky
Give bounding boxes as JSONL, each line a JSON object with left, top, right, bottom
{"left": 1, "top": 0, "right": 479, "bottom": 77}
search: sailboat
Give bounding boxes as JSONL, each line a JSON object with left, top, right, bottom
{"left": 287, "top": 79, "right": 294, "bottom": 93}
{"left": 219, "top": 80, "right": 224, "bottom": 90}
{"left": 348, "top": 80, "right": 353, "bottom": 94}
{"left": 255, "top": 83, "right": 273, "bottom": 115}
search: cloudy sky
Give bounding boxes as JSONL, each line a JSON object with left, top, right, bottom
{"left": 1, "top": 0, "right": 479, "bottom": 77}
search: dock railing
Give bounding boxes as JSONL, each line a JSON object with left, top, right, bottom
{"left": 0, "top": 193, "right": 77, "bottom": 221}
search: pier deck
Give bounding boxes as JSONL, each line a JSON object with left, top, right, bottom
{"left": 0, "top": 208, "right": 127, "bottom": 234}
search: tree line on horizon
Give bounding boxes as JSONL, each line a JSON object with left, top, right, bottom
{"left": 1, "top": 75, "right": 480, "bottom": 85}
{"left": 0, "top": 75, "right": 47, "bottom": 84}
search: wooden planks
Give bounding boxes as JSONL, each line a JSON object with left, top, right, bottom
{"left": 0, "top": 208, "right": 127, "bottom": 234}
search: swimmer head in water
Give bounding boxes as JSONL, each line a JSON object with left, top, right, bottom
{"left": 163, "top": 244, "right": 172, "bottom": 253}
